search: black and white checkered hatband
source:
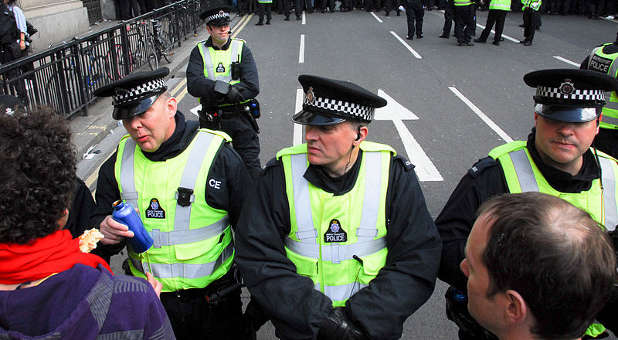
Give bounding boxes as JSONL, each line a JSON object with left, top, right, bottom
{"left": 206, "top": 10, "right": 230, "bottom": 24}
{"left": 303, "top": 92, "right": 374, "bottom": 121}
{"left": 536, "top": 85, "right": 606, "bottom": 103}
{"left": 112, "top": 78, "right": 167, "bottom": 106}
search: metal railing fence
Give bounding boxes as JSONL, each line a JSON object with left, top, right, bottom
{"left": 0, "top": 0, "right": 201, "bottom": 119}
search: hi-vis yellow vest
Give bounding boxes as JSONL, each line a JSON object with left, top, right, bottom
{"left": 278, "top": 142, "right": 394, "bottom": 307}
{"left": 489, "top": 141, "right": 618, "bottom": 231}
{"left": 114, "top": 129, "right": 234, "bottom": 292}
{"left": 197, "top": 39, "right": 249, "bottom": 107}
{"left": 588, "top": 43, "right": 618, "bottom": 129}
{"left": 490, "top": 141, "right": 618, "bottom": 338}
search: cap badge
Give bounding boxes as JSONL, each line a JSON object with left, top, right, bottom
{"left": 305, "top": 87, "right": 315, "bottom": 105}
{"left": 218, "top": 10, "right": 225, "bottom": 15}
{"left": 559, "top": 80, "right": 575, "bottom": 95}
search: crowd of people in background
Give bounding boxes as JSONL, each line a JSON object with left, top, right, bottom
{"left": 228, "top": 0, "right": 617, "bottom": 21}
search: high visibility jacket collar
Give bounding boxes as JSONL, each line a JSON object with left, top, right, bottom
{"left": 489, "top": 141, "right": 618, "bottom": 231}
{"left": 115, "top": 130, "right": 234, "bottom": 292}
{"left": 278, "top": 142, "right": 394, "bottom": 306}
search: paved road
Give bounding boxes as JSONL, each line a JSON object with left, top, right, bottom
{"left": 79, "top": 9, "right": 618, "bottom": 339}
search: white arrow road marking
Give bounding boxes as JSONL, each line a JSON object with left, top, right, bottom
{"left": 376, "top": 90, "right": 442, "bottom": 182}
{"left": 553, "top": 56, "right": 579, "bottom": 67}
{"left": 449, "top": 87, "right": 513, "bottom": 142}
{"left": 190, "top": 104, "right": 201, "bottom": 117}
{"left": 294, "top": 89, "right": 304, "bottom": 145}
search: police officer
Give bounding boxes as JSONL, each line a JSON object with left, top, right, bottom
{"left": 439, "top": 0, "right": 455, "bottom": 38}
{"left": 436, "top": 69, "right": 618, "bottom": 340}
{"left": 580, "top": 32, "right": 618, "bottom": 159}
{"left": 255, "top": 0, "right": 273, "bottom": 24}
{"left": 235, "top": 75, "right": 442, "bottom": 340}
{"left": 454, "top": 0, "right": 475, "bottom": 46}
{"left": 520, "top": 0, "right": 541, "bottom": 46}
{"left": 403, "top": 0, "right": 424, "bottom": 40}
{"left": 186, "top": 3, "right": 262, "bottom": 178}
{"left": 474, "top": 0, "right": 510, "bottom": 45}
{"left": 91, "top": 68, "right": 251, "bottom": 340}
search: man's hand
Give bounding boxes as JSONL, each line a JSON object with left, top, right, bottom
{"left": 99, "top": 215, "right": 134, "bottom": 245}
{"left": 226, "top": 86, "right": 243, "bottom": 103}
{"left": 146, "top": 272, "right": 162, "bottom": 298}
{"left": 318, "top": 307, "right": 368, "bottom": 340}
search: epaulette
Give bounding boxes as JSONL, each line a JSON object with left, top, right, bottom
{"left": 468, "top": 157, "right": 498, "bottom": 178}
{"left": 394, "top": 155, "right": 415, "bottom": 172}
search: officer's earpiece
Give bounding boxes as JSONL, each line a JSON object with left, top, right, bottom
{"left": 355, "top": 126, "right": 361, "bottom": 141}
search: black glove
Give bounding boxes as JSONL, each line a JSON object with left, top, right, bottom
{"left": 318, "top": 307, "right": 368, "bottom": 340}
{"left": 226, "top": 85, "right": 243, "bottom": 103}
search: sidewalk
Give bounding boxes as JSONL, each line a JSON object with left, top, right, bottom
{"left": 69, "top": 14, "right": 244, "bottom": 160}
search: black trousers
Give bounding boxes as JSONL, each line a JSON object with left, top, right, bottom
{"left": 256, "top": 2, "right": 272, "bottom": 22}
{"left": 404, "top": 0, "right": 424, "bottom": 37}
{"left": 594, "top": 128, "right": 617, "bottom": 159}
{"left": 454, "top": 5, "right": 474, "bottom": 43}
{"left": 522, "top": 8, "right": 538, "bottom": 42}
{"left": 442, "top": 3, "right": 454, "bottom": 36}
{"left": 200, "top": 112, "right": 262, "bottom": 178}
{"left": 160, "top": 285, "right": 243, "bottom": 340}
{"left": 477, "top": 9, "right": 506, "bottom": 42}
{"left": 0, "top": 44, "right": 27, "bottom": 102}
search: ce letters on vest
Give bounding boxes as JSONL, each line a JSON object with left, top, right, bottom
{"left": 324, "top": 219, "right": 348, "bottom": 243}
{"left": 590, "top": 55, "right": 612, "bottom": 74}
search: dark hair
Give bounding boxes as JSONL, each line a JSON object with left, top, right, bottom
{"left": 478, "top": 192, "right": 616, "bottom": 339}
{"left": 0, "top": 107, "right": 76, "bottom": 244}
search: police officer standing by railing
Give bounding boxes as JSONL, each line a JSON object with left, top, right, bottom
{"left": 581, "top": 32, "right": 618, "bottom": 159}
{"left": 436, "top": 69, "right": 618, "bottom": 340}
{"left": 91, "top": 68, "right": 251, "bottom": 340}
{"left": 186, "top": 2, "right": 262, "bottom": 178}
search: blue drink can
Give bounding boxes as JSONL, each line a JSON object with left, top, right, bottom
{"left": 112, "top": 200, "right": 153, "bottom": 253}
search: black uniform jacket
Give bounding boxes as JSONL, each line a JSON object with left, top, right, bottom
{"left": 235, "top": 150, "right": 442, "bottom": 340}
{"left": 436, "top": 130, "right": 602, "bottom": 291}
{"left": 186, "top": 37, "right": 259, "bottom": 107}
{"left": 90, "top": 112, "right": 251, "bottom": 258}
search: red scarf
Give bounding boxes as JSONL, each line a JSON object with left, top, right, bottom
{"left": 0, "top": 229, "right": 113, "bottom": 284}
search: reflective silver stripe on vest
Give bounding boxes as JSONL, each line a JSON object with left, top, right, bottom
{"left": 120, "top": 133, "right": 229, "bottom": 248}
{"left": 287, "top": 151, "right": 387, "bottom": 264}
{"left": 130, "top": 241, "right": 234, "bottom": 278}
{"left": 202, "top": 40, "right": 242, "bottom": 82}
{"left": 315, "top": 282, "right": 368, "bottom": 302}
{"left": 120, "top": 138, "right": 138, "bottom": 208}
{"left": 599, "top": 157, "right": 618, "bottom": 231}
{"left": 290, "top": 153, "right": 318, "bottom": 240}
{"left": 357, "top": 152, "right": 383, "bottom": 241}
{"left": 509, "top": 149, "right": 539, "bottom": 192}
{"left": 150, "top": 218, "right": 229, "bottom": 247}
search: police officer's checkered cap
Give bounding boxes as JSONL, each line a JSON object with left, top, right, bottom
{"left": 524, "top": 68, "right": 618, "bottom": 106}
{"left": 112, "top": 78, "right": 166, "bottom": 106}
{"left": 299, "top": 75, "right": 387, "bottom": 122}
{"left": 204, "top": 10, "right": 230, "bottom": 24}
{"left": 93, "top": 67, "right": 169, "bottom": 104}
